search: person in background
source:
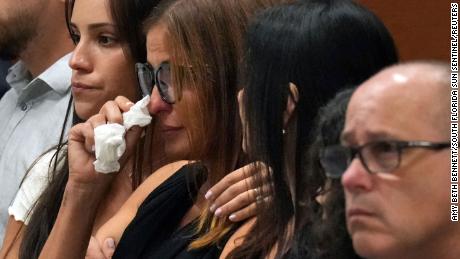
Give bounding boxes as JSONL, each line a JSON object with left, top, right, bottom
{"left": 225, "top": 0, "right": 398, "bottom": 258}
{"left": 306, "top": 88, "right": 361, "bottom": 259}
{"left": 0, "top": 0, "right": 74, "bottom": 243}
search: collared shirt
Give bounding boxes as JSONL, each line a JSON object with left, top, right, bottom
{"left": 0, "top": 53, "right": 72, "bottom": 242}
{"left": 0, "top": 60, "right": 11, "bottom": 99}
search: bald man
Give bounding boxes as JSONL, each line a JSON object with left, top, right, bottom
{"left": 337, "top": 62, "right": 454, "bottom": 258}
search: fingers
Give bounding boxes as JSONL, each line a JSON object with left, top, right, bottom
{"left": 205, "top": 164, "right": 257, "bottom": 201}
{"left": 212, "top": 184, "right": 271, "bottom": 220}
{"left": 212, "top": 184, "right": 257, "bottom": 217}
{"left": 210, "top": 177, "right": 254, "bottom": 214}
{"left": 98, "top": 96, "right": 136, "bottom": 125}
{"left": 205, "top": 163, "right": 273, "bottom": 221}
{"left": 228, "top": 200, "right": 257, "bottom": 222}
{"left": 228, "top": 196, "right": 272, "bottom": 222}
{"left": 68, "top": 107, "right": 127, "bottom": 157}
{"left": 69, "top": 122, "right": 97, "bottom": 154}
{"left": 114, "top": 96, "right": 135, "bottom": 113}
{"left": 85, "top": 236, "right": 107, "bottom": 259}
{"left": 101, "top": 238, "right": 116, "bottom": 259}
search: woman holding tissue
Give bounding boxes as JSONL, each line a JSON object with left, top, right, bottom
{"left": 0, "top": 0, "right": 264, "bottom": 258}
{"left": 29, "top": 0, "right": 291, "bottom": 258}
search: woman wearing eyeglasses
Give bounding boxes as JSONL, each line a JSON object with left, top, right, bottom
{"left": 225, "top": 0, "right": 399, "bottom": 258}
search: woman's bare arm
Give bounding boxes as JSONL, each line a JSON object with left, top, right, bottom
{"left": 0, "top": 217, "right": 24, "bottom": 259}
{"left": 94, "top": 161, "right": 189, "bottom": 256}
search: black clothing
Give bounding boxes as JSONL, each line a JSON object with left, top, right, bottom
{"left": 113, "top": 163, "right": 233, "bottom": 259}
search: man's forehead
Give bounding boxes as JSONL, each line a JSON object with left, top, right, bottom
{"left": 344, "top": 64, "right": 442, "bottom": 143}
{"left": 351, "top": 65, "right": 435, "bottom": 109}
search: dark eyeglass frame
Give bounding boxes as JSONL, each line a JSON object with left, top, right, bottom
{"left": 320, "top": 140, "right": 450, "bottom": 178}
{"left": 135, "top": 62, "right": 175, "bottom": 104}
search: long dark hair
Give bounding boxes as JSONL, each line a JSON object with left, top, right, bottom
{"left": 18, "top": 1, "right": 162, "bottom": 258}
{"left": 231, "top": 0, "right": 398, "bottom": 258}
{"left": 291, "top": 88, "right": 360, "bottom": 259}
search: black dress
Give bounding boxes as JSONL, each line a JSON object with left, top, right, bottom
{"left": 113, "top": 163, "right": 234, "bottom": 259}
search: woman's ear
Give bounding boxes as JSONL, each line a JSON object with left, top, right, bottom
{"left": 283, "top": 83, "right": 299, "bottom": 127}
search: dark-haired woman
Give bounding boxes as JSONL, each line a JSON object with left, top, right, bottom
{"left": 297, "top": 88, "right": 361, "bottom": 259}
{"left": 225, "top": 0, "right": 398, "bottom": 258}
{"left": 0, "top": 0, "right": 164, "bottom": 258}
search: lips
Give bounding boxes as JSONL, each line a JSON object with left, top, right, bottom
{"left": 161, "top": 125, "right": 183, "bottom": 133}
{"left": 347, "top": 208, "right": 375, "bottom": 219}
{"left": 71, "top": 82, "right": 97, "bottom": 93}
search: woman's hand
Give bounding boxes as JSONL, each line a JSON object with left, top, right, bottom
{"left": 85, "top": 236, "right": 115, "bottom": 259}
{"left": 68, "top": 96, "right": 143, "bottom": 189}
{"left": 205, "top": 163, "right": 272, "bottom": 222}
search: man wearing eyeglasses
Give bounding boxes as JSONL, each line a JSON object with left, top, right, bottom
{"left": 325, "top": 62, "right": 455, "bottom": 258}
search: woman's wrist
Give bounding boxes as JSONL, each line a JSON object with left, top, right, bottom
{"left": 63, "top": 180, "right": 110, "bottom": 209}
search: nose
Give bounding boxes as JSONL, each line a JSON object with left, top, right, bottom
{"left": 148, "top": 86, "right": 172, "bottom": 115}
{"left": 341, "top": 157, "right": 373, "bottom": 193}
{"left": 69, "top": 40, "right": 92, "bottom": 73}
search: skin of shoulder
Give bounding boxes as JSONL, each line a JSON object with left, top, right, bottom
{"left": 0, "top": 217, "right": 24, "bottom": 259}
{"left": 94, "top": 160, "right": 190, "bottom": 246}
{"left": 220, "top": 217, "right": 288, "bottom": 259}
{"left": 219, "top": 218, "right": 256, "bottom": 259}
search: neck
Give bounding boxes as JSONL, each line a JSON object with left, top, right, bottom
{"left": 19, "top": 5, "right": 73, "bottom": 77}
{"left": 379, "top": 230, "right": 460, "bottom": 259}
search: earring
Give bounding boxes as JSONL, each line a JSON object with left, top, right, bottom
{"left": 282, "top": 129, "right": 286, "bottom": 135}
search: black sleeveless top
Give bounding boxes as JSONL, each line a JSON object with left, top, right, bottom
{"left": 113, "top": 163, "right": 234, "bottom": 259}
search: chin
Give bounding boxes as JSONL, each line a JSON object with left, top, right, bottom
{"left": 352, "top": 233, "right": 400, "bottom": 259}
{"left": 164, "top": 142, "right": 191, "bottom": 160}
{"left": 74, "top": 100, "right": 99, "bottom": 121}
{"left": 74, "top": 108, "right": 93, "bottom": 121}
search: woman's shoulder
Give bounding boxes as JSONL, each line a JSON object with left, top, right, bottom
{"left": 8, "top": 148, "right": 62, "bottom": 224}
{"left": 136, "top": 161, "right": 192, "bottom": 194}
{"left": 219, "top": 218, "right": 257, "bottom": 259}
{"left": 115, "top": 160, "right": 192, "bottom": 213}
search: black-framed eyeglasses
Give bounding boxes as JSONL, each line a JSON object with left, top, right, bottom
{"left": 320, "top": 140, "right": 450, "bottom": 178}
{"left": 135, "top": 62, "right": 175, "bottom": 104}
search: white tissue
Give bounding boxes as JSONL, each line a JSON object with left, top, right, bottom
{"left": 123, "top": 96, "right": 152, "bottom": 129}
{"left": 93, "top": 96, "right": 152, "bottom": 174}
{"left": 93, "top": 124, "right": 126, "bottom": 173}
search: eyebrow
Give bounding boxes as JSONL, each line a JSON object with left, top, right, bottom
{"left": 341, "top": 130, "right": 399, "bottom": 145}
{"left": 69, "top": 22, "right": 117, "bottom": 31}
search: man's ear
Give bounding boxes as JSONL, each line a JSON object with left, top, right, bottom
{"left": 283, "top": 82, "right": 299, "bottom": 127}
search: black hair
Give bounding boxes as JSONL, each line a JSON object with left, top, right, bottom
{"left": 231, "top": 0, "right": 398, "bottom": 258}
{"left": 291, "top": 88, "right": 361, "bottom": 259}
{"left": 18, "top": 1, "right": 162, "bottom": 258}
